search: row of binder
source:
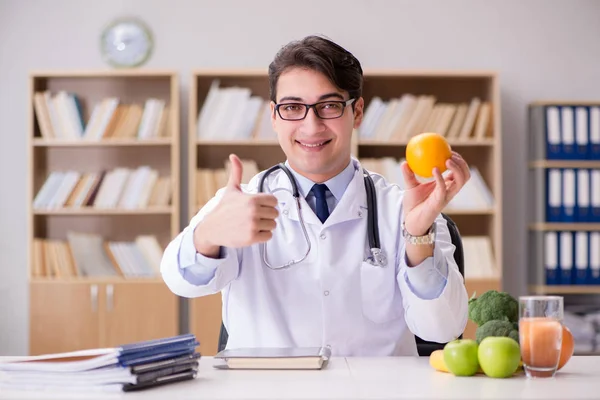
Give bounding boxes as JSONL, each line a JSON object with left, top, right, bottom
{"left": 546, "top": 168, "right": 600, "bottom": 222}
{"left": 545, "top": 231, "right": 600, "bottom": 285}
{"left": 542, "top": 105, "right": 600, "bottom": 160}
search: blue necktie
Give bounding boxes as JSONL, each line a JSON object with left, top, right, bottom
{"left": 311, "top": 184, "right": 330, "bottom": 223}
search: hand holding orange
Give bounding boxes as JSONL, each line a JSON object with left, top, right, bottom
{"left": 406, "top": 132, "right": 452, "bottom": 178}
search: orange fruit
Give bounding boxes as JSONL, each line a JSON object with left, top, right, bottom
{"left": 406, "top": 132, "right": 452, "bottom": 178}
{"left": 557, "top": 325, "right": 574, "bottom": 370}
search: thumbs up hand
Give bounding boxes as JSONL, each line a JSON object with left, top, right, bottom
{"left": 193, "top": 154, "right": 279, "bottom": 257}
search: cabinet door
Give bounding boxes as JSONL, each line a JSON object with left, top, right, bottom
{"left": 30, "top": 281, "right": 101, "bottom": 355}
{"left": 190, "top": 293, "right": 222, "bottom": 356}
{"left": 101, "top": 282, "right": 179, "bottom": 347}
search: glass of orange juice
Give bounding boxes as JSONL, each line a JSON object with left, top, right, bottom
{"left": 519, "top": 296, "right": 564, "bottom": 378}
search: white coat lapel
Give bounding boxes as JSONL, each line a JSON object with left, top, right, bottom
{"left": 263, "top": 160, "right": 368, "bottom": 227}
{"left": 268, "top": 169, "right": 322, "bottom": 226}
{"left": 322, "top": 166, "right": 368, "bottom": 228}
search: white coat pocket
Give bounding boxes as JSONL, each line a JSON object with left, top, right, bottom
{"left": 359, "top": 261, "right": 403, "bottom": 324}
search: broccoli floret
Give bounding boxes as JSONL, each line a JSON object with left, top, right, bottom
{"left": 468, "top": 290, "right": 518, "bottom": 326}
{"left": 475, "top": 319, "right": 520, "bottom": 344}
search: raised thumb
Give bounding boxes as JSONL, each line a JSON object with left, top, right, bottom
{"left": 226, "top": 154, "right": 243, "bottom": 190}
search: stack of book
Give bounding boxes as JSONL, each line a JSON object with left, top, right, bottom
{"left": 0, "top": 334, "right": 200, "bottom": 392}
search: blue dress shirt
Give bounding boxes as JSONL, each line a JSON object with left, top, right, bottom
{"left": 176, "top": 160, "right": 448, "bottom": 299}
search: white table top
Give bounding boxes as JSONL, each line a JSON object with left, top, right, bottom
{"left": 1, "top": 356, "right": 599, "bottom": 399}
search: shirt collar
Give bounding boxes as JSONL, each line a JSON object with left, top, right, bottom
{"left": 284, "top": 159, "right": 356, "bottom": 201}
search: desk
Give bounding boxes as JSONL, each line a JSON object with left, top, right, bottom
{"left": 1, "top": 356, "right": 599, "bottom": 399}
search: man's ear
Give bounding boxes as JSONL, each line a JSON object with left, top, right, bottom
{"left": 353, "top": 97, "right": 365, "bottom": 129}
{"left": 270, "top": 101, "right": 277, "bottom": 130}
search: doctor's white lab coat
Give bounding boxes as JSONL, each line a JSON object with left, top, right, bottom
{"left": 160, "top": 159, "right": 469, "bottom": 356}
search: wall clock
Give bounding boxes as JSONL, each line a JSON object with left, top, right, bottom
{"left": 101, "top": 17, "right": 153, "bottom": 68}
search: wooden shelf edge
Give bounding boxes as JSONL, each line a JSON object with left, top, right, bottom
{"left": 33, "top": 207, "right": 173, "bottom": 216}
{"left": 32, "top": 138, "right": 173, "bottom": 147}
{"left": 530, "top": 100, "right": 600, "bottom": 106}
{"left": 30, "top": 277, "right": 165, "bottom": 284}
{"left": 529, "top": 160, "right": 600, "bottom": 169}
{"left": 358, "top": 139, "right": 496, "bottom": 147}
{"left": 465, "top": 277, "right": 501, "bottom": 283}
{"left": 529, "top": 223, "right": 600, "bottom": 231}
{"left": 194, "top": 139, "right": 496, "bottom": 147}
{"left": 30, "top": 69, "right": 178, "bottom": 78}
{"left": 529, "top": 285, "right": 600, "bottom": 295}
{"left": 197, "top": 140, "right": 279, "bottom": 146}
{"left": 191, "top": 68, "right": 498, "bottom": 78}
{"left": 443, "top": 208, "right": 495, "bottom": 215}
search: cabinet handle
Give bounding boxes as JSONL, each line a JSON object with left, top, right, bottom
{"left": 106, "top": 284, "right": 114, "bottom": 312}
{"left": 90, "top": 284, "right": 98, "bottom": 312}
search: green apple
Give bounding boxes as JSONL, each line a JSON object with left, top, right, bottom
{"left": 443, "top": 339, "right": 479, "bottom": 376}
{"left": 478, "top": 336, "right": 521, "bottom": 378}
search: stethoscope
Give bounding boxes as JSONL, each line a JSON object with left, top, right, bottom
{"left": 257, "top": 163, "right": 387, "bottom": 270}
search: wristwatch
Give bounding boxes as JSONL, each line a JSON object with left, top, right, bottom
{"left": 402, "top": 222, "right": 436, "bottom": 245}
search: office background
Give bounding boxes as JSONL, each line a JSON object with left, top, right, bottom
{"left": 1, "top": 0, "right": 599, "bottom": 356}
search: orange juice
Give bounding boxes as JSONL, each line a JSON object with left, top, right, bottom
{"left": 519, "top": 317, "right": 563, "bottom": 377}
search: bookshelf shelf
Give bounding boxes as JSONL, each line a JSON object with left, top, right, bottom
{"left": 358, "top": 139, "right": 496, "bottom": 147}
{"left": 30, "top": 277, "right": 166, "bottom": 284}
{"left": 33, "top": 207, "right": 174, "bottom": 216}
{"left": 28, "top": 70, "right": 181, "bottom": 355}
{"left": 529, "top": 285, "right": 600, "bottom": 295}
{"left": 197, "top": 140, "right": 280, "bottom": 146}
{"left": 187, "top": 69, "right": 503, "bottom": 353}
{"left": 32, "top": 138, "right": 173, "bottom": 147}
{"left": 529, "top": 223, "right": 600, "bottom": 231}
{"left": 529, "top": 160, "right": 600, "bottom": 169}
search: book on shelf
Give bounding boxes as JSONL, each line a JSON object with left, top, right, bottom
{"left": 462, "top": 236, "right": 499, "bottom": 279}
{"left": 33, "top": 166, "right": 172, "bottom": 210}
{"left": 213, "top": 346, "right": 331, "bottom": 370}
{"left": 196, "top": 159, "right": 259, "bottom": 207}
{"left": 196, "top": 79, "right": 277, "bottom": 141}
{"left": 33, "top": 90, "right": 171, "bottom": 141}
{"left": 359, "top": 95, "right": 492, "bottom": 142}
{"left": 31, "top": 233, "right": 164, "bottom": 279}
{"left": 0, "top": 334, "right": 200, "bottom": 392}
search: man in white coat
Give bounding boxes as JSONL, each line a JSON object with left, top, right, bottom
{"left": 161, "top": 35, "right": 471, "bottom": 356}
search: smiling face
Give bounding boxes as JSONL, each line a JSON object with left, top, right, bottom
{"left": 271, "top": 67, "right": 364, "bottom": 183}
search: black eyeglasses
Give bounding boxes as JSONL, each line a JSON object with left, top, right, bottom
{"left": 275, "top": 98, "right": 356, "bottom": 121}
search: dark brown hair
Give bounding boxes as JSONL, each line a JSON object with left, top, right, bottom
{"left": 268, "top": 35, "right": 363, "bottom": 104}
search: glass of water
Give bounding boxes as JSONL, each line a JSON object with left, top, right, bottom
{"left": 518, "top": 296, "right": 564, "bottom": 378}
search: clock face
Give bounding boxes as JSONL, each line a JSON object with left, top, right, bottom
{"left": 101, "top": 18, "right": 153, "bottom": 68}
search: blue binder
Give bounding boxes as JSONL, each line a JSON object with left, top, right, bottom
{"left": 545, "top": 232, "right": 559, "bottom": 285}
{"left": 545, "top": 106, "right": 562, "bottom": 160}
{"left": 573, "top": 231, "right": 589, "bottom": 285}
{"left": 575, "top": 106, "right": 590, "bottom": 159}
{"left": 546, "top": 169, "right": 562, "bottom": 222}
{"left": 558, "top": 231, "right": 573, "bottom": 285}
{"left": 118, "top": 334, "right": 199, "bottom": 367}
{"left": 561, "top": 106, "right": 577, "bottom": 160}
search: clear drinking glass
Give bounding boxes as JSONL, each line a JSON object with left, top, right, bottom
{"left": 518, "top": 296, "right": 564, "bottom": 378}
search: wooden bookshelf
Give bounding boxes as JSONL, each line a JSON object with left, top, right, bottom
{"left": 27, "top": 70, "right": 180, "bottom": 355}
{"left": 188, "top": 69, "right": 504, "bottom": 353}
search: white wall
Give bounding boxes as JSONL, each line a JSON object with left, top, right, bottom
{"left": 1, "top": 0, "right": 599, "bottom": 355}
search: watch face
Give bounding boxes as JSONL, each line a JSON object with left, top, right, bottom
{"left": 101, "top": 18, "right": 153, "bottom": 67}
